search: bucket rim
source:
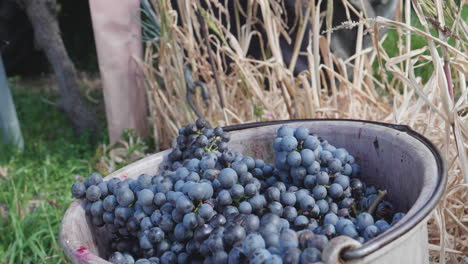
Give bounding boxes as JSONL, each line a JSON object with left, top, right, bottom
{"left": 223, "top": 118, "right": 447, "bottom": 260}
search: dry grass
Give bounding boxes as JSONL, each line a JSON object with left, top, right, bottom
{"left": 139, "top": 0, "right": 467, "bottom": 262}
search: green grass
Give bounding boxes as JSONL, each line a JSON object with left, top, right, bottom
{"left": 0, "top": 82, "right": 101, "bottom": 263}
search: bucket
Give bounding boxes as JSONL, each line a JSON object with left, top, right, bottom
{"left": 60, "top": 119, "right": 446, "bottom": 263}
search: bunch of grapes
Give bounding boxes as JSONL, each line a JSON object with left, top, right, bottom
{"left": 71, "top": 120, "right": 405, "bottom": 264}
{"left": 167, "top": 119, "right": 230, "bottom": 165}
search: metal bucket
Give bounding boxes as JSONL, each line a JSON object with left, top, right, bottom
{"left": 60, "top": 120, "right": 446, "bottom": 263}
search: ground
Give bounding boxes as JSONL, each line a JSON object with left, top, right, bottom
{"left": 0, "top": 79, "right": 101, "bottom": 263}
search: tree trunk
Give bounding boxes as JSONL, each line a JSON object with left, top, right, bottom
{"left": 17, "top": 0, "right": 98, "bottom": 136}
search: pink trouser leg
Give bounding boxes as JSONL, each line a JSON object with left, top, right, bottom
{"left": 89, "top": 0, "right": 148, "bottom": 143}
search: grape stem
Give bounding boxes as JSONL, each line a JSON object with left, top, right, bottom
{"left": 351, "top": 204, "right": 359, "bottom": 217}
{"left": 367, "top": 190, "right": 387, "bottom": 215}
{"left": 204, "top": 136, "right": 220, "bottom": 152}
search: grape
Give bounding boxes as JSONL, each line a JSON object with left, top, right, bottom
{"left": 153, "top": 192, "right": 166, "bottom": 206}
{"left": 294, "top": 126, "right": 309, "bottom": 141}
{"left": 244, "top": 183, "right": 258, "bottom": 198}
{"left": 316, "top": 171, "right": 329, "bottom": 185}
{"left": 280, "top": 192, "right": 296, "bottom": 207}
{"left": 290, "top": 166, "right": 307, "bottom": 181}
{"left": 200, "top": 182, "right": 214, "bottom": 200}
{"left": 357, "top": 212, "right": 374, "bottom": 231}
{"left": 320, "top": 150, "right": 333, "bottom": 164}
{"left": 329, "top": 183, "right": 344, "bottom": 199}
{"left": 107, "top": 178, "right": 121, "bottom": 194}
{"left": 299, "top": 195, "right": 315, "bottom": 212}
{"left": 287, "top": 151, "right": 301, "bottom": 167}
{"left": 328, "top": 158, "right": 343, "bottom": 173}
{"left": 282, "top": 247, "right": 301, "bottom": 264}
{"left": 268, "top": 202, "right": 283, "bottom": 216}
{"left": 294, "top": 215, "right": 309, "bottom": 229}
{"left": 96, "top": 182, "right": 109, "bottom": 198}
{"left": 228, "top": 247, "right": 247, "bottom": 264}
{"left": 300, "top": 247, "right": 321, "bottom": 263}
{"left": 392, "top": 212, "right": 405, "bottom": 225}
{"left": 249, "top": 195, "right": 267, "bottom": 211}
{"left": 174, "top": 223, "right": 189, "bottom": 241}
{"left": 316, "top": 199, "right": 329, "bottom": 215}
{"left": 281, "top": 136, "right": 298, "bottom": 152}
{"left": 198, "top": 203, "right": 214, "bottom": 220}
{"left": 175, "top": 195, "right": 194, "bottom": 213}
{"left": 187, "top": 183, "right": 204, "bottom": 201}
{"left": 332, "top": 148, "right": 348, "bottom": 162}
{"left": 160, "top": 251, "right": 176, "bottom": 264}
{"left": 183, "top": 212, "right": 198, "bottom": 229}
{"left": 209, "top": 214, "right": 227, "bottom": 229}
{"left": 300, "top": 149, "right": 315, "bottom": 167}
{"left": 307, "top": 234, "right": 328, "bottom": 251}
{"left": 219, "top": 168, "right": 238, "bottom": 189}
{"left": 71, "top": 182, "right": 86, "bottom": 199}
{"left": 159, "top": 214, "right": 175, "bottom": 232}
{"left": 194, "top": 224, "right": 213, "bottom": 242}
{"left": 103, "top": 212, "right": 115, "bottom": 224}
{"left": 86, "top": 185, "right": 101, "bottom": 202}
{"left": 334, "top": 174, "right": 350, "bottom": 189}
{"left": 109, "top": 252, "right": 126, "bottom": 264}
{"left": 140, "top": 217, "right": 153, "bottom": 230}
{"left": 239, "top": 201, "right": 252, "bottom": 214}
{"left": 351, "top": 163, "right": 361, "bottom": 177}
{"left": 137, "top": 174, "right": 152, "bottom": 190}
{"left": 320, "top": 223, "right": 336, "bottom": 238}
{"left": 87, "top": 172, "right": 103, "bottom": 186}
{"left": 90, "top": 201, "right": 104, "bottom": 217}
{"left": 223, "top": 225, "right": 246, "bottom": 247}
{"left": 282, "top": 206, "right": 298, "bottom": 222}
{"left": 265, "top": 187, "right": 281, "bottom": 202}
{"left": 117, "top": 187, "right": 134, "bottom": 207}
{"left": 251, "top": 168, "right": 264, "bottom": 179}
{"left": 250, "top": 248, "right": 271, "bottom": 264}
{"left": 363, "top": 225, "right": 379, "bottom": 240}
{"left": 217, "top": 190, "right": 233, "bottom": 206}
{"left": 242, "top": 233, "right": 265, "bottom": 257}
{"left": 375, "top": 219, "right": 391, "bottom": 233}
{"left": 277, "top": 125, "right": 295, "bottom": 137}
{"left": 242, "top": 157, "right": 255, "bottom": 170}
{"left": 323, "top": 213, "right": 339, "bottom": 226}
{"left": 137, "top": 189, "right": 154, "bottom": 206}
{"left": 306, "top": 161, "right": 320, "bottom": 175}
{"left": 312, "top": 185, "right": 327, "bottom": 200}
{"left": 232, "top": 161, "right": 248, "bottom": 175}
{"left": 139, "top": 234, "right": 152, "bottom": 249}
{"left": 243, "top": 214, "right": 260, "bottom": 232}
{"left": 148, "top": 227, "right": 164, "bottom": 243}
{"left": 267, "top": 254, "right": 283, "bottom": 264}
{"left": 343, "top": 163, "right": 353, "bottom": 175}
{"left": 303, "top": 136, "right": 320, "bottom": 150}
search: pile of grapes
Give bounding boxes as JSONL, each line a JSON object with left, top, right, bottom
{"left": 71, "top": 119, "right": 405, "bottom": 264}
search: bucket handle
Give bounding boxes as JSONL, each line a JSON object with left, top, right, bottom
{"left": 322, "top": 236, "right": 362, "bottom": 264}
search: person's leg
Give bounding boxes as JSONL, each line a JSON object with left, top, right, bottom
{"left": 89, "top": 0, "right": 148, "bottom": 143}
{"left": 0, "top": 53, "right": 23, "bottom": 150}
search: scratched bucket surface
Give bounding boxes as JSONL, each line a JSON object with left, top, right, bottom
{"left": 60, "top": 120, "right": 446, "bottom": 263}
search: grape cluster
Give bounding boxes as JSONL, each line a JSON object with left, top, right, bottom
{"left": 168, "top": 119, "right": 230, "bottom": 165}
{"left": 71, "top": 121, "right": 406, "bottom": 264}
